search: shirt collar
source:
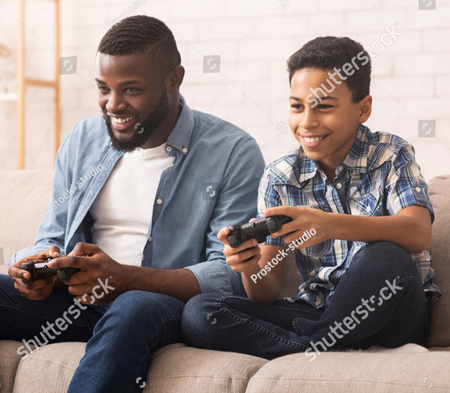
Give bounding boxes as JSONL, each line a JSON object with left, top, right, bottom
{"left": 272, "top": 124, "right": 382, "bottom": 187}
{"left": 165, "top": 94, "right": 194, "bottom": 156}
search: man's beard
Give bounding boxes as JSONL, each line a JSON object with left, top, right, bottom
{"left": 103, "top": 91, "right": 170, "bottom": 152}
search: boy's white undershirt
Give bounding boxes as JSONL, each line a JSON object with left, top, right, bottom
{"left": 90, "top": 144, "right": 173, "bottom": 266}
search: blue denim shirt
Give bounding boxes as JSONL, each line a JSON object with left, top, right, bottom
{"left": 9, "top": 96, "right": 265, "bottom": 296}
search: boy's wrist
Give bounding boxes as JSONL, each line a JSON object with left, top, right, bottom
{"left": 328, "top": 212, "right": 343, "bottom": 240}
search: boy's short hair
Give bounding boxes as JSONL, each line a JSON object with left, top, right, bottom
{"left": 98, "top": 15, "right": 181, "bottom": 74}
{"left": 287, "top": 36, "right": 371, "bottom": 103}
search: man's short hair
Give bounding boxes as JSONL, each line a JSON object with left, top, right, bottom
{"left": 98, "top": 15, "right": 181, "bottom": 74}
{"left": 287, "top": 36, "right": 371, "bottom": 103}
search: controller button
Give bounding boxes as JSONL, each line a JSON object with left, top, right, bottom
{"left": 228, "top": 235, "right": 238, "bottom": 245}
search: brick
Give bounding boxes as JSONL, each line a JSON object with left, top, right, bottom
{"left": 347, "top": 10, "right": 410, "bottom": 33}
{"left": 397, "top": 98, "right": 449, "bottom": 119}
{"left": 395, "top": 53, "right": 450, "bottom": 74}
{"left": 371, "top": 76, "right": 434, "bottom": 99}
{"left": 423, "top": 29, "right": 450, "bottom": 52}
{"left": 321, "top": 0, "right": 381, "bottom": 11}
{"left": 436, "top": 75, "right": 450, "bottom": 97}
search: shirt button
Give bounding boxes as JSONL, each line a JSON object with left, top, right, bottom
{"left": 156, "top": 198, "right": 163, "bottom": 205}
{"left": 336, "top": 183, "right": 342, "bottom": 190}
{"left": 415, "top": 187, "right": 421, "bottom": 193}
{"left": 338, "top": 165, "right": 343, "bottom": 172}
{"left": 182, "top": 148, "right": 188, "bottom": 153}
{"left": 166, "top": 146, "right": 172, "bottom": 152}
{"left": 148, "top": 236, "right": 152, "bottom": 242}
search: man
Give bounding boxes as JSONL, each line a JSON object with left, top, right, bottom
{"left": 1, "top": 15, "right": 265, "bottom": 392}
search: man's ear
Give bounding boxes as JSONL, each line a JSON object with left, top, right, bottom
{"left": 358, "top": 94, "right": 372, "bottom": 123}
{"left": 167, "top": 65, "right": 185, "bottom": 93}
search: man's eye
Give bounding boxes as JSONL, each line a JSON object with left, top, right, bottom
{"left": 291, "top": 104, "right": 303, "bottom": 110}
{"left": 97, "top": 86, "right": 109, "bottom": 92}
{"left": 318, "top": 104, "right": 332, "bottom": 109}
{"left": 125, "top": 88, "right": 138, "bottom": 93}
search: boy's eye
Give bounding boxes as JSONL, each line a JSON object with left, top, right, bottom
{"left": 318, "top": 104, "right": 333, "bottom": 109}
{"left": 291, "top": 104, "right": 303, "bottom": 110}
{"left": 97, "top": 85, "right": 109, "bottom": 93}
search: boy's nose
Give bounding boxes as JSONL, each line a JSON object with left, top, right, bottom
{"left": 300, "top": 109, "right": 319, "bottom": 129}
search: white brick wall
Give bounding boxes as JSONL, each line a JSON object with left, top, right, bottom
{"left": 0, "top": 0, "right": 449, "bottom": 181}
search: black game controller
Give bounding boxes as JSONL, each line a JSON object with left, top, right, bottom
{"left": 227, "top": 215, "right": 293, "bottom": 248}
{"left": 20, "top": 256, "right": 81, "bottom": 284}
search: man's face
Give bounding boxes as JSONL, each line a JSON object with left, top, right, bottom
{"left": 288, "top": 68, "right": 370, "bottom": 171}
{"left": 95, "top": 52, "right": 170, "bottom": 152}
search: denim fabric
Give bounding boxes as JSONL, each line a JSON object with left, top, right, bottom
{"left": 0, "top": 275, "right": 184, "bottom": 392}
{"left": 182, "top": 242, "right": 429, "bottom": 360}
{"left": 8, "top": 95, "right": 265, "bottom": 296}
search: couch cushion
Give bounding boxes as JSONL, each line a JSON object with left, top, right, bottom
{"left": 12, "top": 342, "right": 85, "bottom": 393}
{"left": 146, "top": 345, "right": 268, "bottom": 393}
{"left": 0, "top": 170, "right": 53, "bottom": 275}
{"left": 427, "top": 175, "right": 450, "bottom": 347}
{"left": 0, "top": 340, "right": 23, "bottom": 393}
{"left": 246, "top": 351, "right": 450, "bottom": 393}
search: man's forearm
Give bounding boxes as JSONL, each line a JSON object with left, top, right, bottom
{"left": 117, "top": 266, "right": 201, "bottom": 303}
{"left": 330, "top": 213, "right": 431, "bottom": 253}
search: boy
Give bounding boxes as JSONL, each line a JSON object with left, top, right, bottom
{"left": 181, "top": 36, "right": 440, "bottom": 359}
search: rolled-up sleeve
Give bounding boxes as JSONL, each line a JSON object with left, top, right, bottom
{"left": 385, "top": 144, "right": 434, "bottom": 222}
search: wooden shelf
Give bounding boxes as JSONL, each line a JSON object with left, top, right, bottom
{"left": 16, "top": 0, "right": 60, "bottom": 169}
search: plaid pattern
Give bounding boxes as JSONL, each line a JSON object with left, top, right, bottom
{"left": 258, "top": 124, "right": 440, "bottom": 308}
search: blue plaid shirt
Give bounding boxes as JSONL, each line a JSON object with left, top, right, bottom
{"left": 258, "top": 124, "right": 440, "bottom": 308}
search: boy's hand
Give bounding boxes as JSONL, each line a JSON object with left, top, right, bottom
{"left": 47, "top": 242, "right": 123, "bottom": 305}
{"left": 217, "top": 220, "right": 262, "bottom": 273}
{"left": 265, "top": 206, "right": 333, "bottom": 248}
{"left": 8, "top": 247, "right": 61, "bottom": 300}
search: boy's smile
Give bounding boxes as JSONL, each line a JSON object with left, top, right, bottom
{"left": 289, "top": 68, "right": 372, "bottom": 180}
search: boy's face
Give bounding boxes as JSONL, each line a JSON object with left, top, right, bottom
{"left": 289, "top": 68, "right": 371, "bottom": 175}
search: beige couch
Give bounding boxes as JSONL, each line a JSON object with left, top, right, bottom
{"left": 1, "top": 169, "right": 449, "bottom": 393}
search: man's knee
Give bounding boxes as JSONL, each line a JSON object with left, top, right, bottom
{"left": 181, "top": 294, "right": 219, "bottom": 343}
{"left": 107, "top": 290, "right": 185, "bottom": 326}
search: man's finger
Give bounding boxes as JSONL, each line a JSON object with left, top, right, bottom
{"left": 69, "top": 242, "right": 98, "bottom": 257}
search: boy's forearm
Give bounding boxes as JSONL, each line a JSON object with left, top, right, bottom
{"left": 330, "top": 213, "right": 431, "bottom": 253}
{"left": 241, "top": 264, "right": 282, "bottom": 304}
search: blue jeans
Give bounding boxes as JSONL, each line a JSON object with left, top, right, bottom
{"left": 182, "top": 242, "right": 430, "bottom": 360}
{"left": 0, "top": 275, "right": 184, "bottom": 392}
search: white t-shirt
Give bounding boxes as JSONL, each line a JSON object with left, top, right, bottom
{"left": 90, "top": 144, "right": 173, "bottom": 266}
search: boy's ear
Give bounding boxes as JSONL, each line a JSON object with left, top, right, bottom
{"left": 358, "top": 94, "right": 372, "bottom": 123}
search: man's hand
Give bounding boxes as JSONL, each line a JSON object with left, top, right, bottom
{"left": 48, "top": 243, "right": 124, "bottom": 305}
{"left": 265, "top": 206, "right": 331, "bottom": 248}
{"left": 218, "top": 219, "right": 261, "bottom": 273}
{"left": 8, "top": 247, "right": 61, "bottom": 300}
